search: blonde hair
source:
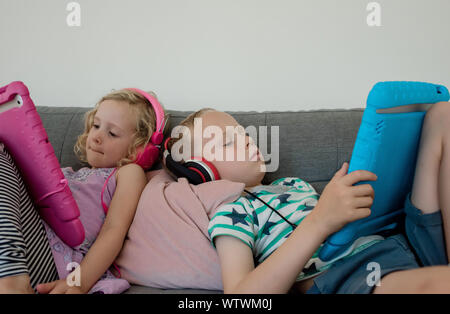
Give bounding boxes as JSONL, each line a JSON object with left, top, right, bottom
{"left": 74, "top": 89, "right": 166, "bottom": 167}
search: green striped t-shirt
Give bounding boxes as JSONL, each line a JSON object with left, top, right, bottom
{"left": 208, "top": 177, "right": 384, "bottom": 281}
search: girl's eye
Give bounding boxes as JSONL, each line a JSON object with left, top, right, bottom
{"left": 109, "top": 131, "right": 117, "bottom": 137}
{"left": 93, "top": 124, "right": 100, "bottom": 129}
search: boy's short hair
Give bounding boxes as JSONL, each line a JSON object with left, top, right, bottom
{"left": 163, "top": 107, "right": 216, "bottom": 178}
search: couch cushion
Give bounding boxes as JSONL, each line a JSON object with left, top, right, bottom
{"left": 262, "top": 109, "right": 364, "bottom": 192}
{"left": 37, "top": 106, "right": 87, "bottom": 170}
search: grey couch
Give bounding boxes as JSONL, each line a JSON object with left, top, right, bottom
{"left": 36, "top": 106, "right": 364, "bottom": 294}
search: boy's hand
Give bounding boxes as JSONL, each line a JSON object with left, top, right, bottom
{"left": 310, "top": 162, "right": 377, "bottom": 236}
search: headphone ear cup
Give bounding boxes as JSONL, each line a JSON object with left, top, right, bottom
{"left": 134, "top": 144, "right": 159, "bottom": 170}
{"left": 184, "top": 158, "right": 220, "bottom": 183}
{"left": 164, "top": 152, "right": 221, "bottom": 185}
{"left": 184, "top": 160, "right": 214, "bottom": 183}
{"left": 164, "top": 153, "right": 205, "bottom": 185}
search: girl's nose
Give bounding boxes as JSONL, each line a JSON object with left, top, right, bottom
{"left": 93, "top": 131, "right": 102, "bottom": 144}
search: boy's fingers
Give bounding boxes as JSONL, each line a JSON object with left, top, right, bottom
{"left": 342, "top": 170, "right": 377, "bottom": 186}
{"left": 333, "top": 162, "right": 349, "bottom": 179}
{"left": 352, "top": 184, "right": 375, "bottom": 197}
{"left": 353, "top": 196, "right": 374, "bottom": 208}
{"left": 352, "top": 208, "right": 372, "bottom": 221}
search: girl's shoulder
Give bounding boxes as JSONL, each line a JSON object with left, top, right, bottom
{"left": 115, "top": 163, "right": 145, "bottom": 183}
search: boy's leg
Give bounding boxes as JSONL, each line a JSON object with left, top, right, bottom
{"left": 374, "top": 265, "right": 450, "bottom": 294}
{"left": 409, "top": 101, "right": 450, "bottom": 262}
{"left": 410, "top": 102, "right": 447, "bottom": 213}
{"left": 0, "top": 144, "right": 58, "bottom": 293}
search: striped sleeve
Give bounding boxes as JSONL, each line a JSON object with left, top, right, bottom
{"left": 208, "top": 200, "right": 255, "bottom": 250}
{"left": 270, "top": 177, "right": 317, "bottom": 193}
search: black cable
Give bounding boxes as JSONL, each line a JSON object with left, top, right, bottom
{"left": 243, "top": 189, "right": 297, "bottom": 230}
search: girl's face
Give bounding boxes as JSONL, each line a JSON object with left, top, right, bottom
{"left": 197, "top": 111, "right": 266, "bottom": 188}
{"left": 86, "top": 99, "right": 137, "bottom": 168}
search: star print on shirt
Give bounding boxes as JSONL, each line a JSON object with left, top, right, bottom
{"left": 252, "top": 210, "right": 259, "bottom": 227}
{"left": 282, "top": 179, "right": 296, "bottom": 186}
{"left": 276, "top": 194, "right": 290, "bottom": 205}
{"left": 284, "top": 224, "right": 298, "bottom": 238}
{"left": 302, "top": 262, "right": 318, "bottom": 276}
{"left": 245, "top": 192, "right": 258, "bottom": 202}
{"left": 261, "top": 221, "right": 277, "bottom": 235}
{"left": 224, "top": 208, "right": 249, "bottom": 226}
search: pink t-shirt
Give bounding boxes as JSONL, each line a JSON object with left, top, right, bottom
{"left": 115, "top": 169, "right": 245, "bottom": 290}
{"left": 43, "top": 167, "right": 130, "bottom": 294}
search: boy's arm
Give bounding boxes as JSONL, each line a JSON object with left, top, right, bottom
{"left": 215, "top": 213, "right": 328, "bottom": 294}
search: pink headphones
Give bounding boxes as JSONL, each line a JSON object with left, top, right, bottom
{"left": 101, "top": 88, "right": 165, "bottom": 216}
{"left": 126, "top": 88, "right": 166, "bottom": 170}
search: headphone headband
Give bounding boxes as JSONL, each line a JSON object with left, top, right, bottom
{"left": 126, "top": 87, "right": 165, "bottom": 145}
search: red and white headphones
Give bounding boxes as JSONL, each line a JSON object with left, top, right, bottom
{"left": 163, "top": 137, "right": 221, "bottom": 185}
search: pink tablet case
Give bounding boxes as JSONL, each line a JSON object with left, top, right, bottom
{"left": 0, "top": 81, "right": 84, "bottom": 247}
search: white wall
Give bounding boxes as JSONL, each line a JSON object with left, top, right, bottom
{"left": 1, "top": 0, "right": 450, "bottom": 111}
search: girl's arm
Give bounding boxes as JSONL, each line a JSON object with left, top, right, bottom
{"left": 37, "top": 163, "right": 147, "bottom": 294}
{"left": 35, "top": 163, "right": 144, "bottom": 294}
{"left": 75, "top": 163, "right": 146, "bottom": 293}
{"left": 215, "top": 213, "right": 328, "bottom": 294}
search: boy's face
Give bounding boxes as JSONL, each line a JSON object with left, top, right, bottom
{"left": 86, "top": 99, "right": 137, "bottom": 168}
{"left": 196, "top": 110, "right": 266, "bottom": 187}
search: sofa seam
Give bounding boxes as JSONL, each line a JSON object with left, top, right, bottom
{"left": 60, "top": 113, "right": 77, "bottom": 160}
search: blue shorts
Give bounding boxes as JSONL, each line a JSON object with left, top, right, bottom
{"left": 306, "top": 192, "right": 448, "bottom": 294}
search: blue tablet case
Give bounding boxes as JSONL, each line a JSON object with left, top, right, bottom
{"left": 319, "top": 81, "right": 450, "bottom": 262}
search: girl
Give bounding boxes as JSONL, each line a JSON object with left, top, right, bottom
{"left": 0, "top": 88, "right": 165, "bottom": 294}
{"left": 164, "top": 107, "right": 450, "bottom": 294}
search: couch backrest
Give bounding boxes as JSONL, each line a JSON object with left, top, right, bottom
{"left": 37, "top": 106, "right": 363, "bottom": 194}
